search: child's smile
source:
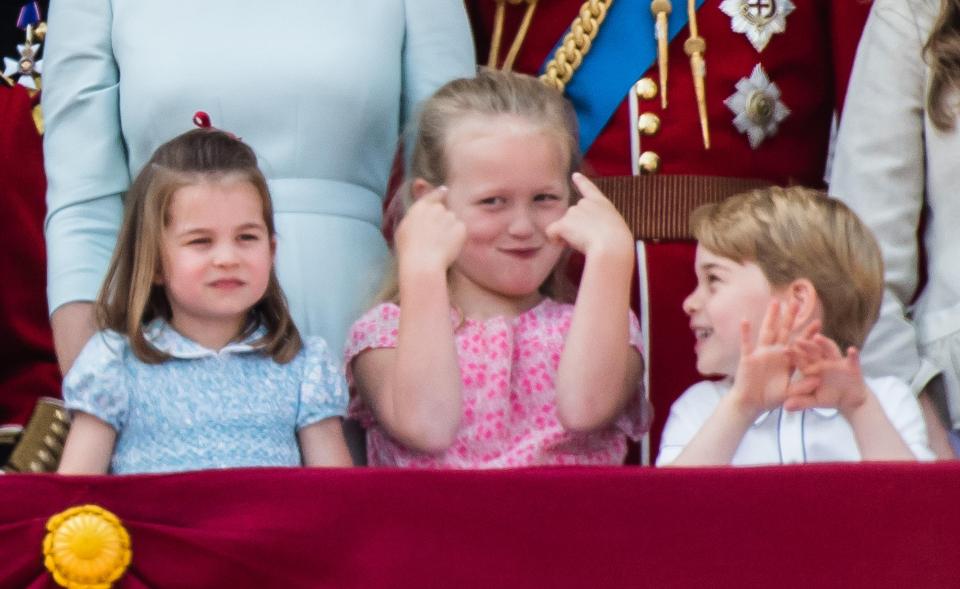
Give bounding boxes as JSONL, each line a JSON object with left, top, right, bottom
{"left": 683, "top": 245, "right": 777, "bottom": 377}
{"left": 441, "top": 114, "right": 571, "bottom": 315}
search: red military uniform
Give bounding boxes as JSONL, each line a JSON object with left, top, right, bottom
{"left": 0, "top": 83, "right": 60, "bottom": 430}
{"left": 467, "top": 0, "right": 872, "bottom": 460}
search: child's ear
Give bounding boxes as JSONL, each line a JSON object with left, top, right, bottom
{"left": 410, "top": 178, "right": 436, "bottom": 200}
{"left": 786, "top": 278, "right": 820, "bottom": 324}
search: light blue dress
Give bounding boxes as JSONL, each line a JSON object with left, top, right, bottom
{"left": 42, "top": 0, "right": 476, "bottom": 356}
{"left": 63, "top": 321, "right": 348, "bottom": 474}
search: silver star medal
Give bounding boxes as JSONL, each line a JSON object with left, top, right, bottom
{"left": 724, "top": 64, "right": 790, "bottom": 149}
{"left": 719, "top": 0, "right": 795, "bottom": 53}
{"left": 3, "top": 43, "right": 43, "bottom": 90}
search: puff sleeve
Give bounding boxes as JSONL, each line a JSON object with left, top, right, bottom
{"left": 61, "top": 331, "right": 131, "bottom": 431}
{"left": 297, "top": 336, "right": 349, "bottom": 429}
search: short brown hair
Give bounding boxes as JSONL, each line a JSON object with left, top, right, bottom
{"left": 380, "top": 69, "right": 582, "bottom": 304}
{"left": 690, "top": 186, "right": 884, "bottom": 350}
{"left": 97, "top": 128, "right": 302, "bottom": 363}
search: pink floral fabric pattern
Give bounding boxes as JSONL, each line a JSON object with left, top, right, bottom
{"left": 345, "top": 299, "right": 649, "bottom": 468}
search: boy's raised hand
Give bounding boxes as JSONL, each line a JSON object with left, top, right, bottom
{"left": 395, "top": 186, "right": 466, "bottom": 273}
{"left": 545, "top": 173, "right": 634, "bottom": 260}
{"left": 730, "top": 299, "right": 818, "bottom": 417}
{"left": 785, "top": 333, "right": 870, "bottom": 416}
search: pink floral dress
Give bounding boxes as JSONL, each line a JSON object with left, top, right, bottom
{"left": 344, "top": 299, "right": 649, "bottom": 468}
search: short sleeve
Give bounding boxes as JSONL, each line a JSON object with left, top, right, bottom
{"left": 297, "top": 337, "right": 349, "bottom": 429}
{"left": 655, "top": 381, "right": 723, "bottom": 466}
{"left": 342, "top": 303, "right": 402, "bottom": 387}
{"left": 871, "top": 376, "right": 936, "bottom": 461}
{"left": 615, "top": 310, "right": 651, "bottom": 440}
{"left": 62, "top": 331, "right": 130, "bottom": 431}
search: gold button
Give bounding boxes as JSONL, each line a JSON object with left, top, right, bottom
{"left": 635, "top": 78, "right": 658, "bottom": 100}
{"left": 637, "top": 113, "right": 661, "bottom": 135}
{"left": 638, "top": 151, "right": 661, "bottom": 174}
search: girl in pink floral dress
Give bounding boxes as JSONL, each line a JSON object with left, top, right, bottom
{"left": 345, "top": 71, "right": 649, "bottom": 468}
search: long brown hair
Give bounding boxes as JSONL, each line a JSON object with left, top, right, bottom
{"left": 97, "top": 129, "right": 302, "bottom": 363}
{"left": 379, "top": 69, "right": 582, "bottom": 305}
{"left": 926, "top": 0, "right": 960, "bottom": 129}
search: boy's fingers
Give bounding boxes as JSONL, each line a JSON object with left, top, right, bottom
{"left": 758, "top": 300, "right": 780, "bottom": 347}
{"left": 740, "top": 319, "right": 754, "bottom": 355}
{"left": 799, "top": 319, "right": 822, "bottom": 341}
{"left": 778, "top": 299, "right": 799, "bottom": 343}
{"left": 814, "top": 334, "right": 842, "bottom": 359}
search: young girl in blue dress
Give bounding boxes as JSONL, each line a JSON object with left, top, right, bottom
{"left": 57, "top": 127, "right": 352, "bottom": 474}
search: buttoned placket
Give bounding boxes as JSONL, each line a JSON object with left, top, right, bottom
{"left": 777, "top": 407, "right": 806, "bottom": 464}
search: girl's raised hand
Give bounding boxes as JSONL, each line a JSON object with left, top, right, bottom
{"left": 395, "top": 186, "right": 467, "bottom": 274}
{"left": 545, "top": 173, "right": 633, "bottom": 259}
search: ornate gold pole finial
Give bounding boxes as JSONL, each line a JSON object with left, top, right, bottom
{"left": 650, "top": 0, "right": 671, "bottom": 109}
{"left": 684, "top": 0, "right": 710, "bottom": 149}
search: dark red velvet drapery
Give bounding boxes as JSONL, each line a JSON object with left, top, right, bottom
{"left": 1, "top": 464, "right": 957, "bottom": 588}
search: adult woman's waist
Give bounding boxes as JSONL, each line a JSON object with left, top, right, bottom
{"left": 267, "top": 178, "right": 383, "bottom": 226}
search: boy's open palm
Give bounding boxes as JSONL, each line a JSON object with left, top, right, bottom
{"left": 395, "top": 187, "right": 466, "bottom": 272}
{"left": 785, "top": 334, "right": 869, "bottom": 415}
{"left": 545, "top": 173, "right": 633, "bottom": 259}
{"left": 731, "top": 300, "right": 817, "bottom": 416}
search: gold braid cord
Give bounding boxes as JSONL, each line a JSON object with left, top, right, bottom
{"left": 540, "top": 0, "right": 614, "bottom": 93}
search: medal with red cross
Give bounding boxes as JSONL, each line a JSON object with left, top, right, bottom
{"left": 719, "top": 0, "right": 795, "bottom": 53}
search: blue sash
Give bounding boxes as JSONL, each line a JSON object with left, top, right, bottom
{"left": 541, "top": 0, "right": 708, "bottom": 153}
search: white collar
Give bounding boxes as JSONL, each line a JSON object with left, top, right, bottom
{"left": 144, "top": 319, "right": 268, "bottom": 359}
{"left": 752, "top": 406, "right": 840, "bottom": 426}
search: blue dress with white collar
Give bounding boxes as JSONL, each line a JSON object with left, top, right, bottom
{"left": 63, "top": 321, "right": 347, "bottom": 474}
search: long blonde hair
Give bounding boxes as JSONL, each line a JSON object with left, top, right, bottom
{"left": 97, "top": 129, "right": 302, "bottom": 363}
{"left": 379, "top": 69, "right": 582, "bottom": 304}
{"left": 926, "top": 0, "right": 960, "bottom": 129}
{"left": 691, "top": 186, "right": 884, "bottom": 351}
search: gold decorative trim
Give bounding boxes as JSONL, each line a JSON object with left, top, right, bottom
{"left": 539, "top": 0, "right": 614, "bottom": 93}
{"left": 43, "top": 505, "right": 132, "bottom": 589}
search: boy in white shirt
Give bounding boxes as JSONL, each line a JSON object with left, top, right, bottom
{"left": 657, "top": 187, "right": 934, "bottom": 466}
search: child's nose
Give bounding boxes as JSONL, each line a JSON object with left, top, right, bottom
{"left": 508, "top": 208, "right": 535, "bottom": 237}
{"left": 682, "top": 290, "right": 700, "bottom": 316}
{"left": 212, "top": 243, "right": 240, "bottom": 266}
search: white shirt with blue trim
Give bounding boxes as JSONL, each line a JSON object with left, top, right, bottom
{"left": 657, "top": 376, "right": 935, "bottom": 465}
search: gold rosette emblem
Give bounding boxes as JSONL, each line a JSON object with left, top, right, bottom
{"left": 43, "top": 505, "right": 132, "bottom": 589}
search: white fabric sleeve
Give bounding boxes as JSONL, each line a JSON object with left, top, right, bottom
{"left": 828, "top": 0, "right": 939, "bottom": 396}
{"left": 870, "top": 376, "right": 936, "bottom": 461}
{"left": 655, "top": 381, "right": 722, "bottom": 466}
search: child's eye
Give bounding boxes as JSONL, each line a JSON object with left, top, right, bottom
{"left": 534, "top": 193, "right": 562, "bottom": 203}
{"left": 186, "top": 237, "right": 211, "bottom": 246}
{"left": 238, "top": 233, "right": 260, "bottom": 242}
{"left": 478, "top": 196, "right": 505, "bottom": 206}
